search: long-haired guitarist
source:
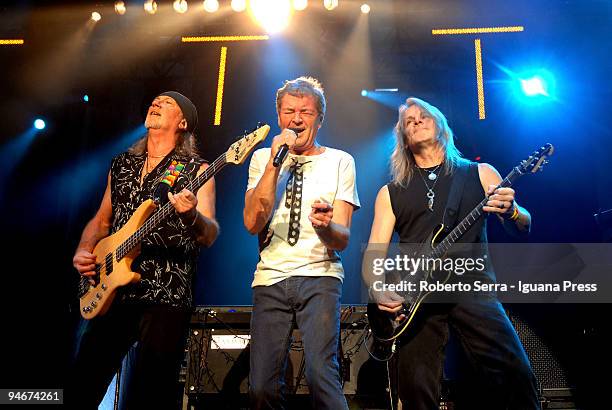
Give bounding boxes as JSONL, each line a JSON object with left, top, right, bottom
{"left": 68, "top": 92, "right": 219, "bottom": 409}
{"left": 363, "top": 97, "right": 540, "bottom": 409}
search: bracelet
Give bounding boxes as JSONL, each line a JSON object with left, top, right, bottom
{"left": 509, "top": 206, "right": 520, "bottom": 221}
{"left": 181, "top": 212, "right": 198, "bottom": 227}
{"left": 188, "top": 212, "right": 199, "bottom": 227}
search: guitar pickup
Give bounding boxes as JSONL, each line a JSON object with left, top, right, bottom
{"left": 105, "top": 253, "right": 113, "bottom": 275}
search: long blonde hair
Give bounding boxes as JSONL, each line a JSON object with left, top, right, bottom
{"left": 390, "top": 97, "right": 464, "bottom": 186}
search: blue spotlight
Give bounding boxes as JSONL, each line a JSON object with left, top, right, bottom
{"left": 34, "top": 118, "right": 46, "bottom": 130}
{"left": 520, "top": 76, "right": 547, "bottom": 96}
{"left": 83, "top": 94, "right": 89, "bottom": 102}
{"left": 512, "top": 68, "right": 556, "bottom": 105}
{"left": 361, "top": 89, "right": 368, "bottom": 97}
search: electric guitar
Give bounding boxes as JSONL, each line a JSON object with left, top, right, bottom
{"left": 367, "top": 143, "right": 554, "bottom": 342}
{"left": 78, "top": 124, "right": 271, "bottom": 319}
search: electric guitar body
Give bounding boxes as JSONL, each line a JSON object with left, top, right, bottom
{"left": 82, "top": 200, "right": 156, "bottom": 317}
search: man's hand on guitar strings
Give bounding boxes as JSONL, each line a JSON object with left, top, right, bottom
{"left": 168, "top": 188, "right": 198, "bottom": 223}
{"left": 73, "top": 249, "right": 97, "bottom": 285}
{"left": 483, "top": 185, "right": 516, "bottom": 217}
{"left": 373, "top": 289, "right": 406, "bottom": 319}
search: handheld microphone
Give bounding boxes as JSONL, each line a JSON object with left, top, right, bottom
{"left": 272, "top": 128, "right": 299, "bottom": 167}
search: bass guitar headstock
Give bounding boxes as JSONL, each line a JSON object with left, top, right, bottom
{"left": 225, "top": 123, "right": 271, "bottom": 165}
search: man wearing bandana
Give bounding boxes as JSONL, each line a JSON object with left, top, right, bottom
{"left": 69, "top": 91, "right": 219, "bottom": 409}
{"left": 244, "top": 77, "right": 360, "bottom": 409}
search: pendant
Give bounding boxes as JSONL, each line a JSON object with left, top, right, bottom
{"left": 428, "top": 172, "right": 437, "bottom": 181}
{"left": 427, "top": 189, "right": 435, "bottom": 211}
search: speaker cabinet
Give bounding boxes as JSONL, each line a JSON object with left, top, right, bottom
{"left": 182, "top": 306, "right": 388, "bottom": 408}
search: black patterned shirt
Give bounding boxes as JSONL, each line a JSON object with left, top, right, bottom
{"left": 110, "top": 150, "right": 205, "bottom": 308}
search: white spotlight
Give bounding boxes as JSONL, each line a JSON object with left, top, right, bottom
{"left": 249, "top": 0, "right": 292, "bottom": 34}
{"left": 293, "top": 0, "right": 308, "bottom": 11}
{"left": 203, "top": 0, "right": 219, "bottom": 13}
{"left": 34, "top": 119, "right": 46, "bottom": 130}
{"left": 324, "top": 0, "right": 338, "bottom": 11}
{"left": 173, "top": 0, "right": 188, "bottom": 13}
{"left": 144, "top": 0, "right": 158, "bottom": 14}
{"left": 231, "top": 0, "right": 247, "bottom": 12}
{"left": 114, "top": 1, "right": 126, "bottom": 15}
{"left": 360, "top": 3, "right": 370, "bottom": 14}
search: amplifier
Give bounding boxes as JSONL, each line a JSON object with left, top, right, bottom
{"left": 509, "top": 312, "right": 570, "bottom": 390}
{"left": 183, "top": 305, "right": 390, "bottom": 407}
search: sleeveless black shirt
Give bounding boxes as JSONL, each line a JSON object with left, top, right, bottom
{"left": 110, "top": 150, "right": 205, "bottom": 308}
{"left": 387, "top": 161, "right": 495, "bottom": 283}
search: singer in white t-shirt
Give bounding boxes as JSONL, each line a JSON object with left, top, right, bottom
{"left": 244, "top": 77, "right": 359, "bottom": 410}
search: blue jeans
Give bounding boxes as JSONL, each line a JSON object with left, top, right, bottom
{"left": 249, "top": 276, "right": 348, "bottom": 410}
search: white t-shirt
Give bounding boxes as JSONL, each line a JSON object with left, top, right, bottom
{"left": 246, "top": 147, "right": 360, "bottom": 287}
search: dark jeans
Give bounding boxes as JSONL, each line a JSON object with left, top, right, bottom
{"left": 398, "top": 301, "right": 541, "bottom": 410}
{"left": 249, "top": 276, "right": 348, "bottom": 410}
{"left": 66, "top": 303, "right": 190, "bottom": 410}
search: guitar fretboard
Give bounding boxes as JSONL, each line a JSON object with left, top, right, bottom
{"left": 430, "top": 166, "right": 523, "bottom": 259}
{"left": 115, "top": 154, "right": 228, "bottom": 260}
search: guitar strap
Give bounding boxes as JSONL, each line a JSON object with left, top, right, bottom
{"left": 153, "top": 158, "right": 200, "bottom": 204}
{"left": 442, "top": 160, "right": 475, "bottom": 233}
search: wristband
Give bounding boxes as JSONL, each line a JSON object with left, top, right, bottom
{"left": 509, "top": 206, "right": 519, "bottom": 221}
{"left": 189, "top": 212, "right": 199, "bottom": 227}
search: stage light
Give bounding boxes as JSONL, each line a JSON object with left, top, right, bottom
{"left": 293, "top": 0, "right": 308, "bottom": 11}
{"left": 203, "top": 0, "right": 219, "bottom": 13}
{"left": 173, "top": 0, "right": 188, "bottom": 13}
{"left": 520, "top": 76, "right": 547, "bottom": 96}
{"left": 0, "top": 39, "right": 24, "bottom": 45}
{"left": 474, "top": 39, "right": 485, "bottom": 119}
{"left": 114, "top": 1, "right": 126, "bottom": 15}
{"left": 214, "top": 47, "right": 228, "bottom": 125}
{"left": 249, "top": 0, "right": 292, "bottom": 34}
{"left": 510, "top": 69, "right": 556, "bottom": 105}
{"left": 34, "top": 119, "right": 46, "bottom": 130}
{"left": 144, "top": 0, "right": 157, "bottom": 14}
{"left": 324, "top": 0, "right": 338, "bottom": 11}
{"left": 360, "top": 3, "right": 370, "bottom": 14}
{"left": 83, "top": 95, "right": 89, "bottom": 102}
{"left": 361, "top": 90, "right": 368, "bottom": 97}
{"left": 432, "top": 26, "right": 524, "bottom": 35}
{"left": 519, "top": 70, "right": 556, "bottom": 100}
{"left": 91, "top": 11, "right": 102, "bottom": 22}
{"left": 231, "top": 0, "right": 247, "bottom": 12}
{"left": 182, "top": 35, "right": 269, "bottom": 42}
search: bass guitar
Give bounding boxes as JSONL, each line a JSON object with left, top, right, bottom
{"left": 79, "top": 124, "right": 270, "bottom": 319}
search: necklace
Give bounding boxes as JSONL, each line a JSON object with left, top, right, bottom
{"left": 419, "top": 164, "right": 441, "bottom": 181}
{"left": 144, "top": 150, "right": 172, "bottom": 174}
{"left": 145, "top": 156, "right": 154, "bottom": 173}
{"left": 147, "top": 153, "right": 167, "bottom": 158}
{"left": 416, "top": 165, "right": 442, "bottom": 211}
{"left": 142, "top": 155, "right": 166, "bottom": 184}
